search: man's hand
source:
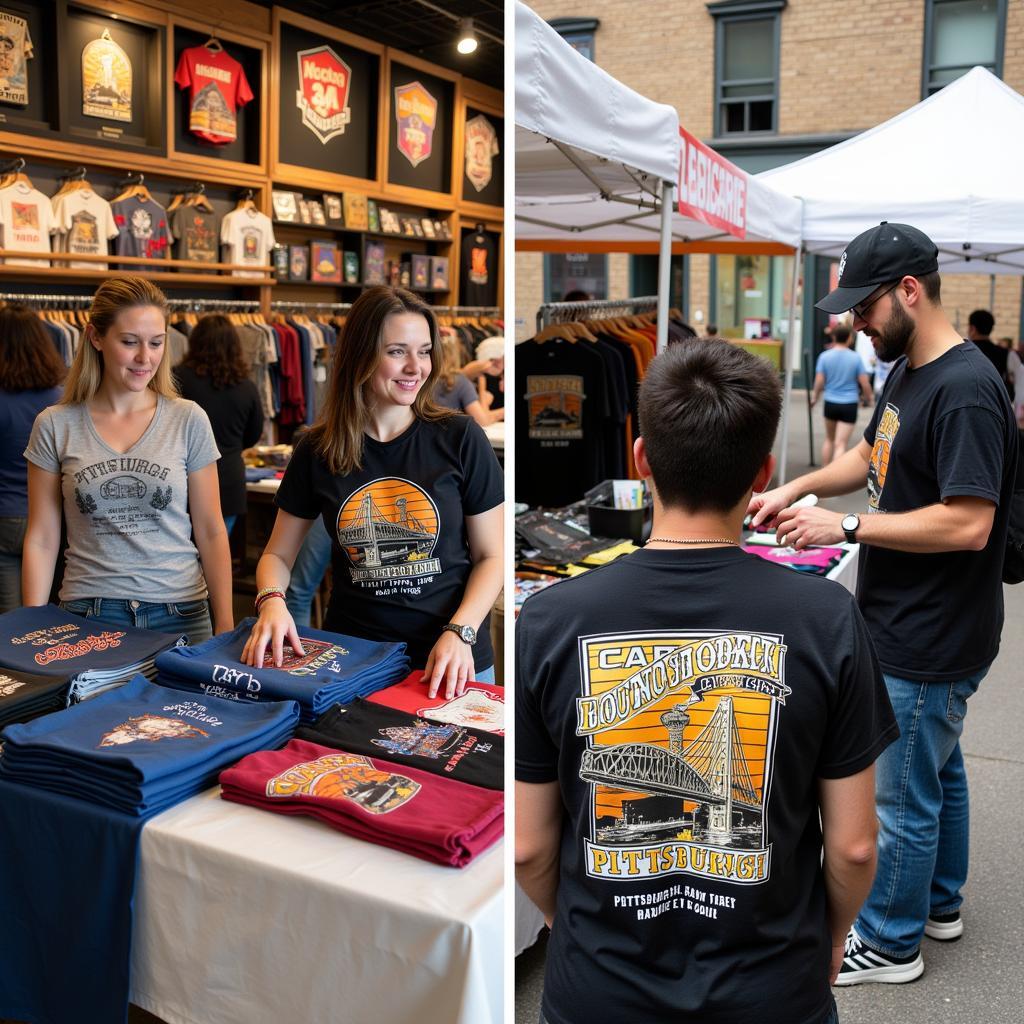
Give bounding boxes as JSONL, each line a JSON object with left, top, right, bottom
{"left": 830, "top": 942, "right": 846, "bottom": 985}
{"left": 774, "top": 505, "right": 845, "bottom": 548}
{"left": 747, "top": 483, "right": 800, "bottom": 530}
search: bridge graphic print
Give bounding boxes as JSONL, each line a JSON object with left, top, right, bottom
{"left": 336, "top": 478, "right": 441, "bottom": 581}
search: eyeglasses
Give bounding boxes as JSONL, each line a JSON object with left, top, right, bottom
{"left": 851, "top": 282, "right": 899, "bottom": 320}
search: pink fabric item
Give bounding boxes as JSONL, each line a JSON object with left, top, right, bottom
{"left": 220, "top": 738, "right": 503, "bottom": 867}
{"left": 743, "top": 544, "right": 845, "bottom": 569}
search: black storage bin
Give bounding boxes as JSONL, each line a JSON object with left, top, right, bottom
{"left": 584, "top": 480, "right": 652, "bottom": 545}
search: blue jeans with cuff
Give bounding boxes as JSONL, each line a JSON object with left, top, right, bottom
{"left": 59, "top": 597, "right": 213, "bottom": 647}
{"left": 854, "top": 667, "right": 987, "bottom": 956}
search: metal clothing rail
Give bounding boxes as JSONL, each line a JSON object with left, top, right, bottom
{"left": 166, "top": 298, "right": 261, "bottom": 311}
{"left": 0, "top": 292, "right": 92, "bottom": 305}
{"left": 433, "top": 305, "right": 502, "bottom": 315}
{"left": 269, "top": 300, "right": 352, "bottom": 311}
{"left": 536, "top": 295, "right": 659, "bottom": 331}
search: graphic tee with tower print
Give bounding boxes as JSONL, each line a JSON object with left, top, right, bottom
{"left": 517, "top": 546, "right": 897, "bottom": 1024}
{"left": 275, "top": 416, "right": 503, "bottom": 672}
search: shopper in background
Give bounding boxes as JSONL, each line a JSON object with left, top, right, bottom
{"left": 22, "top": 276, "right": 232, "bottom": 643}
{"left": 243, "top": 286, "right": 504, "bottom": 699}
{"left": 750, "top": 223, "right": 1017, "bottom": 985}
{"left": 517, "top": 340, "right": 895, "bottom": 1024}
{"left": 433, "top": 330, "right": 504, "bottom": 426}
{"left": 810, "top": 324, "right": 873, "bottom": 465}
{"left": 702, "top": 322, "right": 719, "bottom": 340}
{"left": 1006, "top": 339, "right": 1024, "bottom": 427}
{"left": 174, "top": 314, "right": 264, "bottom": 537}
{"left": 0, "top": 306, "right": 65, "bottom": 612}
{"left": 475, "top": 335, "right": 505, "bottom": 413}
{"left": 966, "top": 308, "right": 1007, "bottom": 383}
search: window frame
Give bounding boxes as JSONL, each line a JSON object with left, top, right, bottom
{"left": 921, "top": 0, "right": 1007, "bottom": 98}
{"left": 709, "top": 0, "right": 785, "bottom": 138}
{"left": 548, "top": 16, "right": 600, "bottom": 63}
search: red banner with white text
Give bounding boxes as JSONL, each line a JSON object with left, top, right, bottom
{"left": 677, "top": 126, "right": 748, "bottom": 240}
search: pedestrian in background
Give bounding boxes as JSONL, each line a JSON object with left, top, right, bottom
{"left": 810, "top": 324, "right": 873, "bottom": 464}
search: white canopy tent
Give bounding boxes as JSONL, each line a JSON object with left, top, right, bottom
{"left": 757, "top": 67, "right": 1024, "bottom": 274}
{"left": 515, "top": 0, "right": 804, "bottom": 479}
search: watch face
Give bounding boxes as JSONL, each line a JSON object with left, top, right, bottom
{"left": 842, "top": 514, "right": 859, "bottom": 532}
{"left": 460, "top": 626, "right": 476, "bottom": 644}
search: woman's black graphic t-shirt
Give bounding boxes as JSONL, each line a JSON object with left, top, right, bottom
{"left": 277, "top": 415, "right": 503, "bottom": 672}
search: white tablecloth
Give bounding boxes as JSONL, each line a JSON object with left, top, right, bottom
{"left": 130, "top": 788, "right": 503, "bottom": 1024}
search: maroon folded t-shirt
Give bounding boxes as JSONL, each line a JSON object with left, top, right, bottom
{"left": 219, "top": 738, "right": 503, "bottom": 867}
{"left": 367, "top": 670, "right": 505, "bottom": 735}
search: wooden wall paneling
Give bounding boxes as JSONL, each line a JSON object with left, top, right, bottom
{"left": 167, "top": 15, "right": 271, "bottom": 177}
{"left": 133, "top": 0, "right": 271, "bottom": 38}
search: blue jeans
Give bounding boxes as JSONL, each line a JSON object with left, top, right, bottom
{"left": 224, "top": 515, "right": 237, "bottom": 536}
{"left": 0, "top": 516, "right": 26, "bottom": 614}
{"left": 285, "top": 517, "right": 333, "bottom": 628}
{"left": 855, "top": 668, "right": 987, "bottom": 956}
{"left": 540, "top": 997, "right": 838, "bottom": 1023}
{"left": 475, "top": 665, "right": 496, "bottom": 683}
{"left": 59, "top": 597, "right": 213, "bottom": 646}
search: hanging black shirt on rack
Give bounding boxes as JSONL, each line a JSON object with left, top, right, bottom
{"left": 461, "top": 230, "right": 498, "bottom": 308}
{"left": 516, "top": 338, "right": 609, "bottom": 508}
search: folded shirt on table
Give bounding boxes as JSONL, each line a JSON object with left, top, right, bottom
{"left": 367, "top": 669, "right": 505, "bottom": 735}
{"left": 0, "top": 674, "right": 298, "bottom": 815}
{"left": 220, "top": 738, "right": 503, "bottom": 868}
{"left": 0, "top": 668, "right": 73, "bottom": 730}
{"left": 155, "top": 618, "right": 410, "bottom": 723}
{"left": 742, "top": 544, "right": 846, "bottom": 576}
{"left": 297, "top": 697, "right": 503, "bottom": 790}
{"left": 0, "top": 604, "right": 186, "bottom": 703}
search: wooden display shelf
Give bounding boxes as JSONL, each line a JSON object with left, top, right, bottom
{"left": 0, "top": 249, "right": 273, "bottom": 274}
{"left": 0, "top": 265, "right": 274, "bottom": 287}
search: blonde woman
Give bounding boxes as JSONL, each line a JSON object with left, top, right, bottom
{"left": 242, "top": 286, "right": 504, "bottom": 700}
{"left": 22, "top": 277, "right": 232, "bottom": 643}
{"left": 433, "top": 329, "right": 503, "bottom": 426}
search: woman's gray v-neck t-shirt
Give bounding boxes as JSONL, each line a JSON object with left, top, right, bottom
{"left": 24, "top": 396, "right": 220, "bottom": 602}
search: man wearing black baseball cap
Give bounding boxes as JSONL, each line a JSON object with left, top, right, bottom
{"left": 748, "top": 222, "right": 1018, "bottom": 986}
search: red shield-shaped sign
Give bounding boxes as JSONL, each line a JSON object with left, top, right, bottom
{"left": 394, "top": 81, "right": 437, "bottom": 168}
{"left": 296, "top": 45, "right": 352, "bottom": 145}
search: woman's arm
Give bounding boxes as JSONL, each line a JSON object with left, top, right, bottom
{"left": 463, "top": 399, "right": 504, "bottom": 428}
{"left": 424, "top": 502, "right": 504, "bottom": 699}
{"left": 240, "top": 509, "right": 313, "bottom": 668}
{"left": 187, "top": 463, "right": 234, "bottom": 634}
{"left": 22, "top": 464, "right": 63, "bottom": 606}
{"left": 858, "top": 372, "right": 873, "bottom": 405}
{"left": 810, "top": 371, "right": 825, "bottom": 407}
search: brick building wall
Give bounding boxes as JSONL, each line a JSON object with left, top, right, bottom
{"left": 516, "top": 1, "right": 1024, "bottom": 342}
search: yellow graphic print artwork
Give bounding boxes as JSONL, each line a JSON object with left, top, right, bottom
{"left": 335, "top": 477, "right": 441, "bottom": 584}
{"left": 265, "top": 752, "right": 420, "bottom": 814}
{"left": 868, "top": 403, "right": 901, "bottom": 510}
{"left": 576, "top": 630, "right": 790, "bottom": 885}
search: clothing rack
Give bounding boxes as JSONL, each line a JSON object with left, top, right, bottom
{"left": 0, "top": 292, "right": 92, "bottom": 306}
{"left": 269, "top": 301, "right": 352, "bottom": 311}
{"left": 536, "top": 295, "right": 659, "bottom": 331}
{"left": 433, "top": 305, "right": 501, "bottom": 316}
{"left": 166, "top": 298, "right": 261, "bottom": 312}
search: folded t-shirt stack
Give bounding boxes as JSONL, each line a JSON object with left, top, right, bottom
{"left": 155, "top": 618, "right": 410, "bottom": 723}
{"left": 742, "top": 543, "right": 846, "bottom": 576}
{"left": 368, "top": 669, "right": 505, "bottom": 735}
{"left": 220, "top": 737, "right": 504, "bottom": 867}
{"left": 0, "top": 674, "right": 298, "bottom": 816}
{"left": 0, "top": 605, "right": 186, "bottom": 703}
{"left": 297, "top": 697, "right": 504, "bottom": 790}
{"left": 0, "top": 668, "right": 73, "bottom": 729}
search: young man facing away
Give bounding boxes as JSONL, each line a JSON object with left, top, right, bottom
{"left": 516, "top": 340, "right": 898, "bottom": 1024}
{"left": 749, "top": 223, "right": 1017, "bottom": 984}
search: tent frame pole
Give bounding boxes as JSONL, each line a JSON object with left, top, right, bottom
{"left": 779, "top": 245, "right": 802, "bottom": 485}
{"left": 656, "top": 180, "right": 673, "bottom": 353}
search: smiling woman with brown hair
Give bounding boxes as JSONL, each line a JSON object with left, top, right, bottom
{"left": 242, "top": 285, "right": 504, "bottom": 700}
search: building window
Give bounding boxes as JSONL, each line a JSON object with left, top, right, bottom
{"left": 545, "top": 253, "right": 608, "bottom": 302}
{"left": 548, "top": 17, "right": 599, "bottom": 62}
{"left": 923, "top": 0, "right": 1005, "bottom": 96}
{"left": 709, "top": 1, "right": 785, "bottom": 136}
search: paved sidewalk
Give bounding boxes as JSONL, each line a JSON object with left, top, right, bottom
{"left": 515, "top": 390, "right": 1024, "bottom": 1023}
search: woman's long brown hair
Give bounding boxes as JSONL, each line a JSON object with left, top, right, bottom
{"left": 0, "top": 305, "right": 66, "bottom": 391}
{"left": 308, "top": 286, "right": 452, "bottom": 474}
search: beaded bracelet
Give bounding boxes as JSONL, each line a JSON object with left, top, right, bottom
{"left": 254, "top": 589, "right": 285, "bottom": 613}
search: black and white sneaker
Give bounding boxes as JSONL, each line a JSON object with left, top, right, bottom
{"left": 924, "top": 910, "right": 963, "bottom": 941}
{"left": 835, "top": 928, "right": 924, "bottom": 985}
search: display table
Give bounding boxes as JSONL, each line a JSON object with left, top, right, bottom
{"left": 130, "top": 788, "right": 503, "bottom": 1024}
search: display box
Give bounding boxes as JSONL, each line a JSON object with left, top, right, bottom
{"left": 364, "top": 240, "right": 386, "bottom": 284}
{"left": 288, "top": 244, "right": 308, "bottom": 281}
{"left": 310, "top": 240, "right": 341, "bottom": 283}
{"left": 429, "top": 256, "right": 449, "bottom": 290}
{"left": 272, "top": 244, "right": 289, "bottom": 280}
{"left": 323, "top": 193, "right": 344, "bottom": 225}
{"left": 343, "top": 251, "right": 359, "bottom": 283}
{"left": 409, "top": 253, "right": 430, "bottom": 289}
{"left": 343, "top": 193, "right": 369, "bottom": 230}
{"left": 584, "top": 480, "right": 652, "bottom": 546}
{"left": 272, "top": 190, "right": 300, "bottom": 222}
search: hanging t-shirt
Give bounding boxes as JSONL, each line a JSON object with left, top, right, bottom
{"left": 23, "top": 397, "right": 220, "bottom": 604}
{"left": 275, "top": 416, "right": 504, "bottom": 672}
{"left": 296, "top": 698, "right": 503, "bottom": 790}
{"left": 111, "top": 195, "right": 172, "bottom": 266}
{"left": 860, "top": 343, "right": 1017, "bottom": 680}
{"left": 170, "top": 205, "right": 219, "bottom": 263}
{"left": 515, "top": 338, "right": 610, "bottom": 508}
{"left": 516, "top": 546, "right": 898, "bottom": 1024}
{"left": 51, "top": 188, "right": 119, "bottom": 270}
{"left": 460, "top": 230, "right": 497, "bottom": 307}
{"left": 0, "top": 9, "right": 33, "bottom": 105}
{"left": 173, "top": 44, "right": 253, "bottom": 145}
{"left": 220, "top": 207, "right": 275, "bottom": 278}
{"left": 368, "top": 670, "right": 505, "bottom": 734}
{"left": 0, "top": 180, "right": 53, "bottom": 266}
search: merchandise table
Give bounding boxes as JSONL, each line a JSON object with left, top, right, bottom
{"left": 129, "top": 787, "right": 503, "bottom": 1024}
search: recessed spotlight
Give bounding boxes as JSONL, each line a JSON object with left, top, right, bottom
{"left": 456, "top": 18, "right": 478, "bottom": 55}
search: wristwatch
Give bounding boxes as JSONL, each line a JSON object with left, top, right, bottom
{"left": 442, "top": 623, "right": 477, "bottom": 645}
{"left": 841, "top": 513, "right": 861, "bottom": 544}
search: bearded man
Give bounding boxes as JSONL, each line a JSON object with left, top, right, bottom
{"left": 749, "top": 222, "right": 1017, "bottom": 985}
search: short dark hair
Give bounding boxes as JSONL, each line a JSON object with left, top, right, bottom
{"left": 831, "top": 325, "right": 852, "bottom": 345}
{"left": 638, "top": 340, "right": 781, "bottom": 513}
{"left": 969, "top": 308, "right": 994, "bottom": 336}
{"left": 706, "top": 324, "right": 718, "bottom": 334}
{"left": 916, "top": 271, "right": 941, "bottom": 304}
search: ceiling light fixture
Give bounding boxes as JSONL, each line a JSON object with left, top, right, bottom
{"left": 456, "top": 18, "right": 478, "bottom": 55}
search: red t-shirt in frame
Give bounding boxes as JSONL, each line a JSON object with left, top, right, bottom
{"left": 174, "top": 45, "right": 254, "bottom": 145}
{"left": 368, "top": 670, "right": 505, "bottom": 735}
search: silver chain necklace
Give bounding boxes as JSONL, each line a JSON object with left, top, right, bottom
{"left": 647, "top": 537, "right": 739, "bottom": 546}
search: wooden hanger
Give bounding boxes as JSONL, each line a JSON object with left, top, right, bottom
{"left": 535, "top": 323, "right": 580, "bottom": 344}
{"left": 113, "top": 173, "right": 152, "bottom": 204}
